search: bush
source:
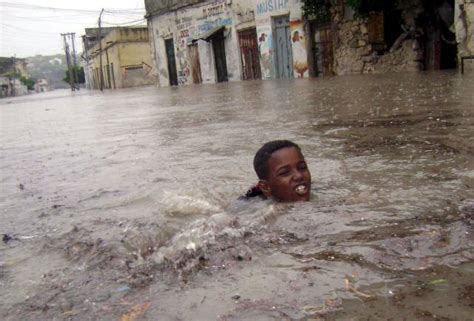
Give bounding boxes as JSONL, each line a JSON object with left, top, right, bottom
{"left": 63, "top": 66, "right": 85, "bottom": 84}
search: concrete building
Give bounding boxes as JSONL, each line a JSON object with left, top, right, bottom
{"left": 253, "top": 0, "right": 308, "bottom": 79}
{"left": 0, "top": 77, "right": 28, "bottom": 98}
{"left": 34, "top": 79, "right": 50, "bottom": 93}
{"left": 306, "top": 0, "right": 474, "bottom": 75}
{"left": 82, "top": 26, "right": 157, "bottom": 90}
{"left": 146, "top": 0, "right": 474, "bottom": 87}
{"left": 0, "top": 57, "right": 29, "bottom": 97}
{"left": 145, "top": 0, "right": 261, "bottom": 86}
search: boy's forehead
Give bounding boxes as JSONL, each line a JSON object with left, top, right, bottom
{"left": 269, "top": 147, "right": 304, "bottom": 162}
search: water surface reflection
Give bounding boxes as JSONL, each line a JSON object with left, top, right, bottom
{"left": 0, "top": 71, "right": 472, "bottom": 320}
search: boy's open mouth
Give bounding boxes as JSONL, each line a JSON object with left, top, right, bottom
{"left": 294, "top": 184, "right": 308, "bottom": 195}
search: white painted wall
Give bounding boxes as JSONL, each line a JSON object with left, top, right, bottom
{"left": 148, "top": 0, "right": 256, "bottom": 87}
{"left": 254, "top": 0, "right": 308, "bottom": 79}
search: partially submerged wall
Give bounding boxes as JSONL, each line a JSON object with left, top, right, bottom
{"left": 84, "top": 27, "right": 156, "bottom": 89}
{"left": 455, "top": 0, "right": 474, "bottom": 58}
{"left": 254, "top": 0, "right": 309, "bottom": 79}
{"left": 148, "top": 0, "right": 255, "bottom": 86}
{"left": 330, "top": 2, "right": 422, "bottom": 75}
{"left": 331, "top": 0, "right": 472, "bottom": 74}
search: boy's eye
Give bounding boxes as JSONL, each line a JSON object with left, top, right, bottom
{"left": 277, "top": 168, "right": 290, "bottom": 176}
{"left": 298, "top": 162, "right": 308, "bottom": 170}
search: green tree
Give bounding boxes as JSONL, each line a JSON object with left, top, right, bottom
{"left": 63, "top": 66, "right": 85, "bottom": 84}
{"left": 302, "top": 0, "right": 331, "bottom": 21}
{"left": 346, "top": 0, "right": 397, "bottom": 16}
{"left": 302, "top": 0, "right": 397, "bottom": 18}
{"left": 20, "top": 76, "right": 36, "bottom": 90}
{"left": 2, "top": 70, "right": 35, "bottom": 90}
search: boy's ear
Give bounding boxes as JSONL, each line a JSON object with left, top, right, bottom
{"left": 257, "top": 180, "right": 271, "bottom": 198}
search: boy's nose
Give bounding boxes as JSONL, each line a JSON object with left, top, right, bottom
{"left": 292, "top": 169, "right": 304, "bottom": 180}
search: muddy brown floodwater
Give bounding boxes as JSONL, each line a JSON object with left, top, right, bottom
{"left": 1, "top": 71, "right": 473, "bottom": 321}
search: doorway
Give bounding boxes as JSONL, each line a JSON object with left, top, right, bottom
{"left": 211, "top": 30, "right": 228, "bottom": 82}
{"left": 238, "top": 28, "right": 262, "bottom": 80}
{"left": 188, "top": 44, "right": 202, "bottom": 84}
{"left": 421, "top": 0, "right": 457, "bottom": 70}
{"left": 310, "top": 22, "right": 333, "bottom": 77}
{"left": 165, "top": 38, "right": 178, "bottom": 86}
{"left": 273, "top": 15, "right": 293, "bottom": 78}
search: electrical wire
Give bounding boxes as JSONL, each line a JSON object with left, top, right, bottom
{"left": 0, "top": 2, "right": 148, "bottom": 57}
{"left": 0, "top": 2, "right": 145, "bottom": 14}
{"left": 1, "top": 22, "right": 65, "bottom": 35}
{"left": 101, "top": 18, "right": 147, "bottom": 26}
{"left": 0, "top": 1, "right": 99, "bottom": 13}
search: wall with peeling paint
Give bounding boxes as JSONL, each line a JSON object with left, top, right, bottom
{"left": 147, "top": 0, "right": 256, "bottom": 87}
{"left": 254, "top": 0, "right": 308, "bottom": 79}
{"left": 455, "top": 0, "right": 474, "bottom": 60}
{"left": 84, "top": 27, "right": 156, "bottom": 90}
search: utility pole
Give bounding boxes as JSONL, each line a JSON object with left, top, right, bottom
{"left": 98, "top": 8, "right": 105, "bottom": 92}
{"left": 12, "top": 55, "right": 16, "bottom": 97}
{"left": 61, "top": 33, "right": 75, "bottom": 91}
{"left": 70, "top": 32, "right": 80, "bottom": 90}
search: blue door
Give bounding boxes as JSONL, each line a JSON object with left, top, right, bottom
{"left": 273, "top": 16, "right": 293, "bottom": 78}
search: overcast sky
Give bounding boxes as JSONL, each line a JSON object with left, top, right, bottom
{"left": 0, "top": 0, "right": 146, "bottom": 58}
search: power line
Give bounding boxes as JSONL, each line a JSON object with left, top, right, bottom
{"left": 102, "top": 18, "right": 147, "bottom": 26}
{"left": 1, "top": 13, "right": 99, "bottom": 21}
{"left": 0, "top": 2, "right": 99, "bottom": 13}
{"left": 1, "top": 23, "right": 65, "bottom": 35}
{"left": 0, "top": 2, "right": 145, "bottom": 14}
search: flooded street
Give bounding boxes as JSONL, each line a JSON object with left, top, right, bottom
{"left": 1, "top": 71, "right": 473, "bottom": 320}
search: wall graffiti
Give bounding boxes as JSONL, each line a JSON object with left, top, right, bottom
{"left": 198, "top": 17, "right": 233, "bottom": 33}
{"left": 256, "top": 0, "right": 289, "bottom": 16}
{"left": 167, "top": 0, "right": 232, "bottom": 85}
{"left": 290, "top": 20, "right": 308, "bottom": 77}
{"left": 256, "top": 25, "right": 275, "bottom": 79}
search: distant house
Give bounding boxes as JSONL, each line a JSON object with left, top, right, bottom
{"left": 81, "top": 26, "right": 156, "bottom": 90}
{"left": 48, "top": 57, "right": 63, "bottom": 65}
{"left": 34, "top": 78, "right": 50, "bottom": 93}
{"left": 0, "top": 57, "right": 29, "bottom": 97}
{"left": 0, "top": 76, "right": 28, "bottom": 98}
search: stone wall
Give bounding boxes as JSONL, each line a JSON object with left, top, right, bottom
{"left": 331, "top": 3, "right": 421, "bottom": 75}
{"left": 455, "top": 0, "right": 474, "bottom": 57}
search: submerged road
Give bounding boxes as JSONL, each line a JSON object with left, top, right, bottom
{"left": 1, "top": 71, "right": 473, "bottom": 320}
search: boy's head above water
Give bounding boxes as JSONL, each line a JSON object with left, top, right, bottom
{"left": 253, "top": 140, "right": 311, "bottom": 202}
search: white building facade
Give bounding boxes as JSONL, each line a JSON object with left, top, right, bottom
{"left": 145, "top": 0, "right": 309, "bottom": 87}
{"left": 146, "top": 0, "right": 474, "bottom": 87}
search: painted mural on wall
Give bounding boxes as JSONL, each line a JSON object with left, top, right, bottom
{"left": 256, "top": 25, "right": 274, "bottom": 79}
{"left": 290, "top": 20, "right": 308, "bottom": 78}
{"left": 171, "top": 0, "right": 233, "bottom": 85}
{"left": 255, "top": 0, "right": 308, "bottom": 79}
{"left": 255, "top": 0, "right": 291, "bottom": 79}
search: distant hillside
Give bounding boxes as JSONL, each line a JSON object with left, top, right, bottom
{"left": 26, "top": 54, "right": 70, "bottom": 89}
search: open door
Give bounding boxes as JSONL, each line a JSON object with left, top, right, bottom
{"left": 211, "top": 30, "right": 228, "bottom": 82}
{"left": 239, "top": 28, "right": 262, "bottom": 80}
{"left": 165, "top": 38, "right": 178, "bottom": 86}
{"left": 188, "top": 44, "right": 202, "bottom": 84}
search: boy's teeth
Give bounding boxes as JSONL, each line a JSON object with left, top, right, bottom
{"left": 295, "top": 185, "right": 307, "bottom": 195}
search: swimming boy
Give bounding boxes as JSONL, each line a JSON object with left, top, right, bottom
{"left": 243, "top": 140, "right": 312, "bottom": 202}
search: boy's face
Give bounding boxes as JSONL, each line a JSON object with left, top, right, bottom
{"left": 258, "top": 147, "right": 311, "bottom": 202}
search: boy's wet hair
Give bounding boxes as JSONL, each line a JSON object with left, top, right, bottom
{"left": 253, "top": 140, "right": 301, "bottom": 179}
